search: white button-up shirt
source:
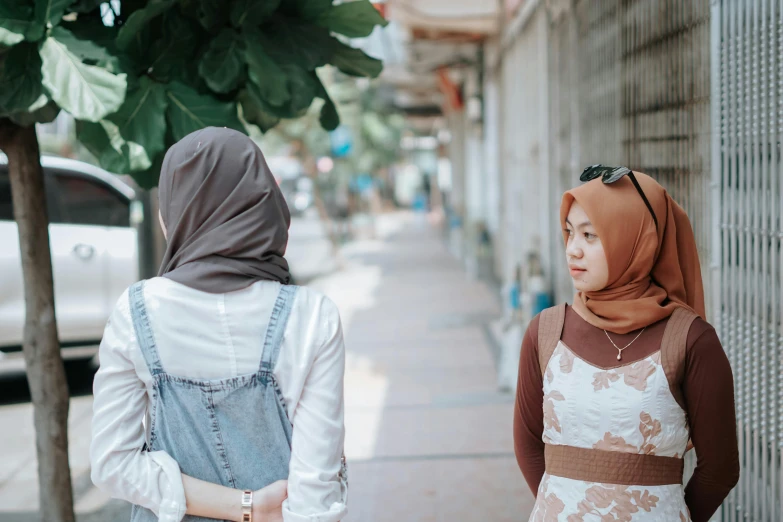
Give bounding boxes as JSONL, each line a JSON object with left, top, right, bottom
{"left": 90, "top": 277, "right": 347, "bottom": 522}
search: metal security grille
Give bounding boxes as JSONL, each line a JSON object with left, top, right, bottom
{"left": 570, "top": 0, "right": 714, "bottom": 307}
{"left": 575, "top": 0, "right": 623, "bottom": 167}
{"left": 549, "top": 6, "right": 582, "bottom": 305}
{"left": 713, "top": 1, "right": 783, "bottom": 521}
{"left": 621, "top": 0, "right": 713, "bottom": 304}
{"left": 548, "top": 3, "right": 783, "bottom": 518}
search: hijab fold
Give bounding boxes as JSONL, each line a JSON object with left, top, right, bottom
{"left": 157, "top": 127, "right": 291, "bottom": 293}
{"left": 560, "top": 171, "right": 705, "bottom": 334}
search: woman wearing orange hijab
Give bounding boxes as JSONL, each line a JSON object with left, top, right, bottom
{"left": 514, "top": 167, "right": 739, "bottom": 521}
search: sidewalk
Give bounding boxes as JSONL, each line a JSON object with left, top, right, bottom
{"left": 311, "top": 212, "right": 534, "bottom": 521}
{"left": 0, "top": 211, "right": 534, "bottom": 521}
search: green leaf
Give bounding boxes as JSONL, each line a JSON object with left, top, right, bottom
{"left": 130, "top": 152, "right": 164, "bottom": 189}
{"left": 230, "top": 0, "right": 281, "bottom": 27}
{"left": 40, "top": 31, "right": 127, "bottom": 121}
{"left": 165, "top": 81, "right": 244, "bottom": 141}
{"left": 68, "top": 0, "right": 104, "bottom": 13}
{"left": 50, "top": 25, "right": 123, "bottom": 73}
{"left": 76, "top": 119, "right": 131, "bottom": 173}
{"left": 318, "top": 0, "right": 388, "bottom": 38}
{"left": 199, "top": 29, "right": 244, "bottom": 93}
{"left": 35, "top": 0, "right": 75, "bottom": 29}
{"left": 244, "top": 29, "right": 289, "bottom": 107}
{"left": 60, "top": 15, "right": 116, "bottom": 51}
{"left": 116, "top": 0, "right": 174, "bottom": 50}
{"left": 249, "top": 85, "right": 308, "bottom": 119}
{"left": 282, "top": 65, "right": 317, "bottom": 114}
{"left": 260, "top": 14, "right": 333, "bottom": 70}
{"left": 78, "top": 115, "right": 161, "bottom": 174}
{"left": 329, "top": 38, "right": 382, "bottom": 78}
{"left": 107, "top": 76, "right": 168, "bottom": 170}
{"left": 60, "top": 18, "right": 132, "bottom": 76}
{"left": 194, "top": 0, "right": 229, "bottom": 31}
{"left": 289, "top": 0, "right": 332, "bottom": 20}
{"left": 0, "top": 1, "right": 41, "bottom": 44}
{"left": 0, "top": 42, "right": 43, "bottom": 114}
{"left": 242, "top": 66, "right": 316, "bottom": 120}
{"left": 313, "top": 72, "right": 339, "bottom": 130}
{"left": 0, "top": 28, "right": 23, "bottom": 46}
{"left": 50, "top": 25, "right": 108, "bottom": 62}
{"left": 145, "top": 13, "right": 203, "bottom": 83}
{"left": 319, "top": 96, "right": 339, "bottom": 131}
{"left": 238, "top": 88, "right": 279, "bottom": 132}
{"left": 9, "top": 97, "right": 60, "bottom": 126}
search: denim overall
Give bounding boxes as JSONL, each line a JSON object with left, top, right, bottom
{"left": 128, "top": 281, "right": 298, "bottom": 522}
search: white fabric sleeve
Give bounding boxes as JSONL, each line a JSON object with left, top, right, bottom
{"left": 89, "top": 289, "right": 187, "bottom": 522}
{"left": 283, "top": 297, "right": 348, "bottom": 522}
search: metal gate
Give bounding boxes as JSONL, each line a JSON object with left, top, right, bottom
{"left": 567, "top": 0, "right": 714, "bottom": 308}
{"left": 712, "top": 1, "right": 783, "bottom": 520}
{"left": 546, "top": 2, "right": 783, "bottom": 517}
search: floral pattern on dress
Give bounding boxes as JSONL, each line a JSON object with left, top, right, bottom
{"left": 591, "top": 355, "right": 658, "bottom": 392}
{"left": 592, "top": 412, "right": 664, "bottom": 455}
{"left": 593, "top": 432, "right": 638, "bottom": 453}
{"left": 639, "top": 412, "right": 663, "bottom": 455}
{"left": 544, "top": 390, "right": 565, "bottom": 434}
{"left": 531, "top": 475, "right": 691, "bottom": 522}
{"left": 532, "top": 342, "right": 691, "bottom": 521}
{"left": 564, "top": 484, "right": 660, "bottom": 522}
{"left": 592, "top": 371, "right": 621, "bottom": 391}
{"left": 559, "top": 348, "right": 575, "bottom": 374}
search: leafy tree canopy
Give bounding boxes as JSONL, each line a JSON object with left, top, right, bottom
{"left": 0, "top": 0, "right": 387, "bottom": 187}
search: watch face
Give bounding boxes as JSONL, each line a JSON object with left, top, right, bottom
{"left": 241, "top": 490, "right": 253, "bottom": 508}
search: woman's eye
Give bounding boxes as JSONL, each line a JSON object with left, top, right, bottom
{"left": 584, "top": 232, "right": 596, "bottom": 240}
{"left": 564, "top": 228, "right": 573, "bottom": 236}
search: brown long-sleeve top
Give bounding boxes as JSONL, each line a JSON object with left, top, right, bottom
{"left": 513, "top": 305, "right": 740, "bottom": 522}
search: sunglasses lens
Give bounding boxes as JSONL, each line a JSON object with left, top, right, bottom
{"left": 579, "top": 164, "right": 603, "bottom": 182}
{"left": 602, "top": 167, "right": 632, "bottom": 184}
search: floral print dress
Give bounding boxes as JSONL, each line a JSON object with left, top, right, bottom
{"left": 529, "top": 340, "right": 691, "bottom": 522}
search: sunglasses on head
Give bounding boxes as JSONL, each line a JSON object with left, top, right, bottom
{"left": 579, "top": 165, "right": 659, "bottom": 231}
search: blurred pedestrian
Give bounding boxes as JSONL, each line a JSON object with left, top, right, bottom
{"left": 90, "top": 128, "right": 348, "bottom": 522}
{"left": 513, "top": 166, "right": 739, "bottom": 521}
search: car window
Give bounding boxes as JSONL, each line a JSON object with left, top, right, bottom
{"left": 52, "top": 173, "right": 130, "bottom": 227}
{"left": 0, "top": 167, "right": 64, "bottom": 222}
{"left": 0, "top": 169, "right": 11, "bottom": 221}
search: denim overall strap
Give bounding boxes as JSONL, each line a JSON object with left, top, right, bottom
{"left": 260, "top": 285, "right": 298, "bottom": 372}
{"left": 128, "top": 281, "right": 165, "bottom": 377}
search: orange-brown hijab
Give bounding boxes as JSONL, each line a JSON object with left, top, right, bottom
{"left": 560, "top": 171, "right": 705, "bottom": 334}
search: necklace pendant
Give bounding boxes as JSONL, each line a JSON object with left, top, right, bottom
{"left": 617, "top": 353, "right": 622, "bottom": 361}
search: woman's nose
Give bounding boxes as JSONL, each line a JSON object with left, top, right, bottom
{"left": 566, "top": 240, "right": 582, "bottom": 259}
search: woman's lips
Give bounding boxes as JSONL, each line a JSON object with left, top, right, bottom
{"left": 569, "top": 267, "right": 586, "bottom": 277}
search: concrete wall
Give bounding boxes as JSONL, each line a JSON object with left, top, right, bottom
{"left": 498, "top": 7, "right": 552, "bottom": 284}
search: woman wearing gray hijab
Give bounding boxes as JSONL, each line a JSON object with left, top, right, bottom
{"left": 90, "top": 128, "right": 348, "bottom": 522}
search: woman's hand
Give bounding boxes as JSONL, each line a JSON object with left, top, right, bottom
{"left": 252, "top": 479, "right": 288, "bottom": 522}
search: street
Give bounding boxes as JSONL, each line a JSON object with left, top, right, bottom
{"left": 0, "top": 212, "right": 534, "bottom": 521}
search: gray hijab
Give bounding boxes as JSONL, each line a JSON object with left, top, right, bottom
{"left": 157, "top": 127, "right": 291, "bottom": 293}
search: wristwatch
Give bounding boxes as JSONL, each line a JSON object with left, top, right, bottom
{"left": 241, "top": 490, "right": 253, "bottom": 522}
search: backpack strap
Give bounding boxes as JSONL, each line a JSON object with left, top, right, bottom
{"left": 660, "top": 306, "right": 699, "bottom": 412}
{"left": 537, "top": 304, "right": 567, "bottom": 378}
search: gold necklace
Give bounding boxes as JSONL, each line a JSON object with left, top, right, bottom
{"left": 603, "top": 328, "right": 646, "bottom": 361}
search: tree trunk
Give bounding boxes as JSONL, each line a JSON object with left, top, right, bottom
{"left": 0, "top": 119, "right": 75, "bottom": 522}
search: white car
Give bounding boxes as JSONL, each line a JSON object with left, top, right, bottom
{"left": 0, "top": 155, "right": 139, "bottom": 375}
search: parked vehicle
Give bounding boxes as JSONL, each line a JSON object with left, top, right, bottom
{"left": 0, "top": 155, "right": 139, "bottom": 375}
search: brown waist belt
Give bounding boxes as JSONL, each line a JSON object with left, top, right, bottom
{"left": 544, "top": 444, "right": 684, "bottom": 486}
